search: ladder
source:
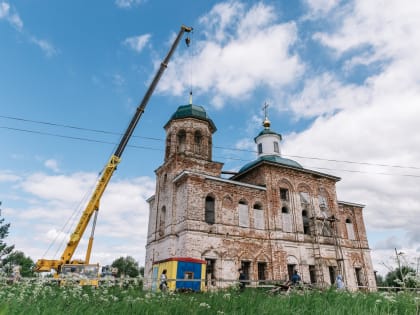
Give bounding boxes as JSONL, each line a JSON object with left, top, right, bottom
{"left": 310, "top": 216, "right": 325, "bottom": 287}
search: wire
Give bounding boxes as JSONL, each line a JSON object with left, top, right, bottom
{"left": 2, "top": 119, "right": 420, "bottom": 177}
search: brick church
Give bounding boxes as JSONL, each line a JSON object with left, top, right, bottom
{"left": 144, "top": 103, "right": 376, "bottom": 291}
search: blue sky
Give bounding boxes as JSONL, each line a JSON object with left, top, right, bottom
{"left": 1, "top": 0, "right": 420, "bottom": 276}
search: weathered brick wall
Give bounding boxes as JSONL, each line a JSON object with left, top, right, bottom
{"left": 144, "top": 115, "right": 375, "bottom": 291}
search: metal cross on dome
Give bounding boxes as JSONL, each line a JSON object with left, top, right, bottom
{"left": 262, "top": 101, "right": 269, "bottom": 119}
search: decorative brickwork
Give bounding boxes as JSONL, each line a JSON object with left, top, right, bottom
{"left": 144, "top": 104, "right": 376, "bottom": 291}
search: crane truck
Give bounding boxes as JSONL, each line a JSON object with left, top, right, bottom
{"left": 35, "top": 25, "right": 192, "bottom": 286}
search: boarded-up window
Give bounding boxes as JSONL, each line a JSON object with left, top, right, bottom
{"left": 238, "top": 202, "right": 249, "bottom": 227}
{"left": 282, "top": 207, "right": 292, "bottom": 232}
{"left": 253, "top": 204, "right": 264, "bottom": 229}
{"left": 346, "top": 218, "right": 356, "bottom": 240}
{"left": 205, "top": 196, "right": 215, "bottom": 224}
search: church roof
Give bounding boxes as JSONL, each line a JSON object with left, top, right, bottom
{"left": 165, "top": 104, "right": 217, "bottom": 132}
{"left": 239, "top": 155, "right": 303, "bottom": 173}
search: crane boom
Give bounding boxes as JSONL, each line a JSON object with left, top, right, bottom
{"left": 35, "top": 25, "right": 192, "bottom": 274}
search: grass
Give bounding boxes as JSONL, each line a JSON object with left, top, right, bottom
{"left": 0, "top": 281, "right": 418, "bottom": 315}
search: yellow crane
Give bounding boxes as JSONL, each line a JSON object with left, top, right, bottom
{"left": 35, "top": 25, "right": 192, "bottom": 285}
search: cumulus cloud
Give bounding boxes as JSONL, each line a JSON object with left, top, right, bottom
{"left": 158, "top": 1, "right": 303, "bottom": 108}
{"left": 123, "top": 34, "right": 151, "bottom": 53}
{"left": 8, "top": 170, "right": 155, "bottom": 266}
{"left": 281, "top": 0, "right": 420, "bottom": 271}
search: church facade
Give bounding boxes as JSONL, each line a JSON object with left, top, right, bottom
{"left": 144, "top": 103, "right": 376, "bottom": 291}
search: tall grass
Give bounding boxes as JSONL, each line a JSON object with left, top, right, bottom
{"left": 0, "top": 281, "right": 418, "bottom": 314}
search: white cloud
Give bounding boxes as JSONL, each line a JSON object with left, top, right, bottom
{"left": 30, "top": 37, "right": 58, "bottom": 57}
{"left": 288, "top": 72, "right": 371, "bottom": 118}
{"left": 158, "top": 1, "right": 304, "bottom": 108}
{"left": 0, "top": 1, "right": 23, "bottom": 30}
{"left": 44, "top": 159, "right": 60, "bottom": 172}
{"left": 281, "top": 0, "right": 420, "bottom": 267}
{"left": 115, "top": 0, "right": 144, "bottom": 8}
{"left": 123, "top": 34, "right": 151, "bottom": 53}
{"left": 303, "top": 0, "right": 340, "bottom": 18}
{"left": 7, "top": 170, "right": 155, "bottom": 266}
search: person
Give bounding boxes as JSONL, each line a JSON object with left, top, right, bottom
{"left": 160, "top": 269, "right": 168, "bottom": 292}
{"left": 238, "top": 268, "right": 246, "bottom": 291}
{"left": 291, "top": 270, "right": 301, "bottom": 285}
{"left": 336, "top": 274, "right": 345, "bottom": 290}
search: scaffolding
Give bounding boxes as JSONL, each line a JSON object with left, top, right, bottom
{"left": 309, "top": 212, "right": 344, "bottom": 288}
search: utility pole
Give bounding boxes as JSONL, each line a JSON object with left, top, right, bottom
{"left": 395, "top": 248, "right": 405, "bottom": 288}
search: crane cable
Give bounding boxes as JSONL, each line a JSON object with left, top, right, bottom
{"left": 185, "top": 29, "right": 194, "bottom": 104}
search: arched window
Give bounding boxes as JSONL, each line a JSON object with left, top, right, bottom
{"left": 346, "top": 218, "right": 356, "bottom": 240}
{"left": 177, "top": 130, "right": 186, "bottom": 153}
{"left": 302, "top": 210, "right": 310, "bottom": 235}
{"left": 253, "top": 203, "right": 264, "bottom": 229}
{"left": 274, "top": 141, "right": 279, "bottom": 153}
{"left": 238, "top": 201, "right": 249, "bottom": 227}
{"left": 159, "top": 206, "right": 166, "bottom": 236}
{"left": 258, "top": 143, "right": 263, "bottom": 154}
{"left": 282, "top": 206, "right": 292, "bottom": 232}
{"left": 194, "top": 130, "right": 202, "bottom": 154}
{"left": 205, "top": 196, "right": 215, "bottom": 224}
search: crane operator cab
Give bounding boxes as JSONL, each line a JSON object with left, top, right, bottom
{"left": 60, "top": 264, "right": 100, "bottom": 287}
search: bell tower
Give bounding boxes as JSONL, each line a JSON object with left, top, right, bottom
{"left": 161, "top": 103, "right": 222, "bottom": 176}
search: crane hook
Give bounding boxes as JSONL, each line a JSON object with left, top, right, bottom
{"left": 185, "top": 36, "right": 191, "bottom": 47}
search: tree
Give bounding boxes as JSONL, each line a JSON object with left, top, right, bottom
{"left": 384, "top": 266, "right": 417, "bottom": 288}
{"left": 0, "top": 206, "right": 15, "bottom": 264}
{"left": 111, "top": 256, "right": 140, "bottom": 278}
{"left": 2, "top": 251, "right": 36, "bottom": 278}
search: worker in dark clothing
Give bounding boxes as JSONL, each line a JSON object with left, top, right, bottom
{"left": 238, "top": 268, "right": 246, "bottom": 291}
{"left": 291, "top": 270, "right": 301, "bottom": 285}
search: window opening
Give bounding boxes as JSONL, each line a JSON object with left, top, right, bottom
{"left": 177, "top": 130, "right": 186, "bottom": 153}
{"left": 257, "top": 262, "right": 267, "bottom": 284}
{"left": 309, "top": 265, "right": 316, "bottom": 284}
{"left": 274, "top": 141, "right": 279, "bottom": 153}
{"left": 205, "top": 196, "right": 215, "bottom": 224}
{"left": 302, "top": 210, "right": 310, "bottom": 235}
{"left": 194, "top": 131, "right": 202, "bottom": 154}
{"left": 280, "top": 188, "right": 289, "bottom": 201}
{"left": 205, "top": 259, "right": 216, "bottom": 286}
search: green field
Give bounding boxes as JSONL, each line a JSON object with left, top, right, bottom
{"left": 0, "top": 281, "right": 418, "bottom": 315}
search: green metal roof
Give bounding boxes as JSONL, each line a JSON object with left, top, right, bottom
{"left": 165, "top": 104, "right": 217, "bottom": 132}
{"left": 239, "top": 155, "right": 303, "bottom": 173}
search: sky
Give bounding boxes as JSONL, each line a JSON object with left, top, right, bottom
{"left": 1, "top": 0, "right": 419, "bottom": 277}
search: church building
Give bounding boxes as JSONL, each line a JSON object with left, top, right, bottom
{"left": 144, "top": 102, "right": 376, "bottom": 291}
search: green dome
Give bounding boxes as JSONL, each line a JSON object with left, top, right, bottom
{"left": 239, "top": 155, "right": 303, "bottom": 173}
{"left": 165, "top": 104, "right": 216, "bottom": 132}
